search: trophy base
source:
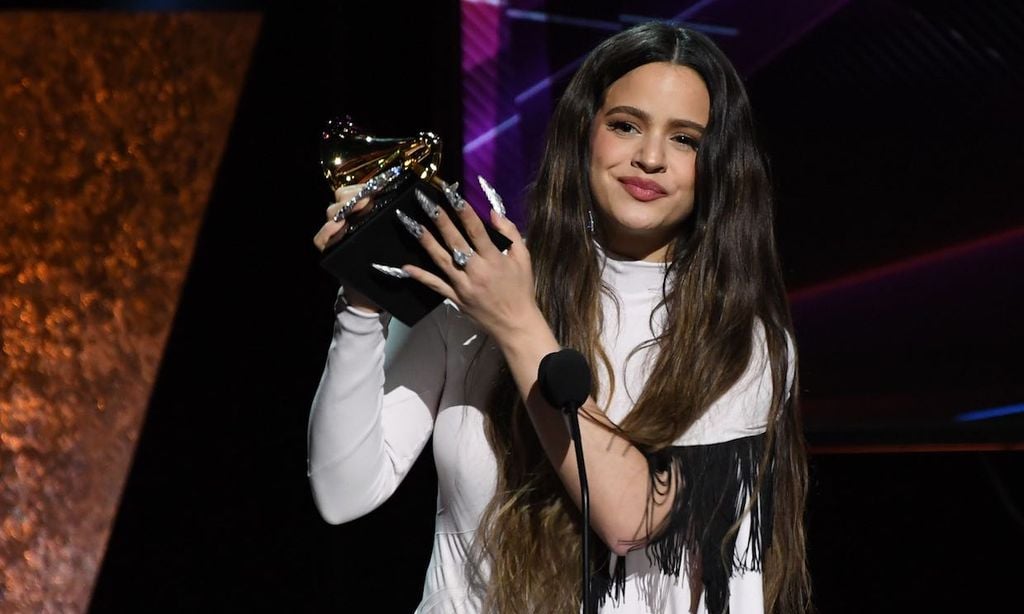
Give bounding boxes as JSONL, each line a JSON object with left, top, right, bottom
{"left": 320, "top": 178, "right": 512, "bottom": 326}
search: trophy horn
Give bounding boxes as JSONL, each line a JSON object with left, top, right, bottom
{"left": 320, "top": 117, "right": 442, "bottom": 190}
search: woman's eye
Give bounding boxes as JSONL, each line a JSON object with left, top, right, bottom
{"left": 672, "top": 134, "right": 700, "bottom": 151}
{"left": 607, "top": 121, "right": 638, "bottom": 134}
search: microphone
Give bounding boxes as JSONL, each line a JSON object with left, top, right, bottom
{"left": 537, "top": 348, "right": 591, "bottom": 411}
{"left": 537, "top": 348, "right": 595, "bottom": 614}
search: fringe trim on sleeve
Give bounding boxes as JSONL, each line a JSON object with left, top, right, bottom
{"left": 592, "top": 434, "right": 772, "bottom": 614}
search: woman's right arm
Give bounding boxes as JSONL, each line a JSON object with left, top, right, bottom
{"left": 306, "top": 297, "right": 446, "bottom": 524}
{"left": 306, "top": 184, "right": 447, "bottom": 524}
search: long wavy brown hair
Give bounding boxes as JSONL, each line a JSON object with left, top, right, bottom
{"left": 469, "top": 23, "right": 810, "bottom": 613}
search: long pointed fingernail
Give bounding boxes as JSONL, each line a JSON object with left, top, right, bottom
{"left": 363, "top": 164, "right": 403, "bottom": 195}
{"left": 439, "top": 180, "right": 466, "bottom": 212}
{"left": 371, "top": 263, "right": 410, "bottom": 279}
{"left": 333, "top": 166, "right": 404, "bottom": 222}
{"left": 477, "top": 175, "right": 505, "bottom": 217}
{"left": 415, "top": 189, "right": 440, "bottom": 219}
{"left": 332, "top": 188, "right": 362, "bottom": 222}
{"left": 395, "top": 209, "right": 423, "bottom": 239}
{"left": 331, "top": 200, "right": 347, "bottom": 223}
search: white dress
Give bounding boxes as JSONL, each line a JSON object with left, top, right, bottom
{"left": 307, "top": 254, "right": 791, "bottom": 613}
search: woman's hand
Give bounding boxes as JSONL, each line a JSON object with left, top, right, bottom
{"left": 313, "top": 184, "right": 371, "bottom": 252}
{"left": 400, "top": 181, "right": 539, "bottom": 343}
{"left": 313, "top": 183, "right": 379, "bottom": 312}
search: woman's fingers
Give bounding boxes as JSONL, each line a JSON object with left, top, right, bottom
{"left": 330, "top": 166, "right": 405, "bottom": 221}
{"left": 395, "top": 209, "right": 463, "bottom": 282}
{"left": 327, "top": 183, "right": 373, "bottom": 222}
{"left": 435, "top": 181, "right": 502, "bottom": 259}
{"left": 414, "top": 189, "right": 480, "bottom": 261}
{"left": 387, "top": 180, "right": 534, "bottom": 337}
{"left": 316, "top": 186, "right": 362, "bottom": 252}
{"left": 488, "top": 206, "right": 528, "bottom": 267}
{"left": 318, "top": 179, "right": 386, "bottom": 252}
{"left": 489, "top": 207, "right": 524, "bottom": 245}
{"left": 313, "top": 219, "right": 345, "bottom": 252}
{"left": 333, "top": 184, "right": 360, "bottom": 204}
{"left": 459, "top": 176, "right": 522, "bottom": 258}
{"left": 421, "top": 217, "right": 468, "bottom": 280}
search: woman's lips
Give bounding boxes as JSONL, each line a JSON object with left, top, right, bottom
{"left": 618, "top": 177, "right": 667, "bottom": 202}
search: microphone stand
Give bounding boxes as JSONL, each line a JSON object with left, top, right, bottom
{"left": 562, "top": 402, "right": 594, "bottom": 614}
{"left": 538, "top": 349, "right": 595, "bottom": 614}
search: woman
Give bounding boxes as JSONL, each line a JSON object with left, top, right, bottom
{"left": 309, "top": 23, "right": 810, "bottom": 614}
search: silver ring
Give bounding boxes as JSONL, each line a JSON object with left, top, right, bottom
{"left": 452, "top": 248, "right": 474, "bottom": 268}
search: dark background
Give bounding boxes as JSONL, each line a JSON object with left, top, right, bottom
{"left": 59, "top": 0, "right": 1024, "bottom": 611}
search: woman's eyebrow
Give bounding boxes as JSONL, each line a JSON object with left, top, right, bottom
{"left": 604, "top": 105, "right": 706, "bottom": 134}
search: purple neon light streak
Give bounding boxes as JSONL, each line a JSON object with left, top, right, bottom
{"left": 461, "top": 1, "right": 529, "bottom": 223}
{"left": 461, "top": 1, "right": 501, "bottom": 187}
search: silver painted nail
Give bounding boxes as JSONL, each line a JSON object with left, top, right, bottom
{"left": 333, "top": 166, "right": 403, "bottom": 222}
{"left": 367, "top": 165, "right": 403, "bottom": 190}
{"left": 371, "top": 263, "right": 410, "bottom": 279}
{"left": 440, "top": 180, "right": 466, "bottom": 212}
{"left": 477, "top": 175, "right": 505, "bottom": 217}
{"left": 395, "top": 209, "right": 423, "bottom": 239}
{"left": 334, "top": 193, "right": 361, "bottom": 222}
{"left": 415, "top": 189, "right": 440, "bottom": 219}
{"left": 332, "top": 203, "right": 347, "bottom": 223}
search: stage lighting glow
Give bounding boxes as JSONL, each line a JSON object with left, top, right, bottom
{"left": 955, "top": 403, "right": 1024, "bottom": 423}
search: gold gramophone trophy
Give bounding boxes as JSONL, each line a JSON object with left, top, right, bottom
{"left": 319, "top": 117, "right": 511, "bottom": 325}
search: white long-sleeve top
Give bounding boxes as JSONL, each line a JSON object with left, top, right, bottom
{"left": 308, "top": 254, "right": 788, "bottom": 613}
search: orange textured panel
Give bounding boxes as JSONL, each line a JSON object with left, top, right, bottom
{"left": 0, "top": 12, "right": 260, "bottom": 612}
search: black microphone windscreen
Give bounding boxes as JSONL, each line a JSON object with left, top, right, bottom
{"left": 537, "top": 349, "right": 592, "bottom": 410}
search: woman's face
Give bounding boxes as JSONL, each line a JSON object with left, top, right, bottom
{"left": 588, "top": 61, "right": 710, "bottom": 262}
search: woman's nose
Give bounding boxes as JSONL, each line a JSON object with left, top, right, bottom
{"left": 631, "top": 137, "right": 666, "bottom": 174}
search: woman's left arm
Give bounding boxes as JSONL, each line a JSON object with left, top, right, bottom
{"left": 401, "top": 186, "right": 671, "bottom": 557}
{"left": 494, "top": 311, "right": 668, "bottom": 557}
